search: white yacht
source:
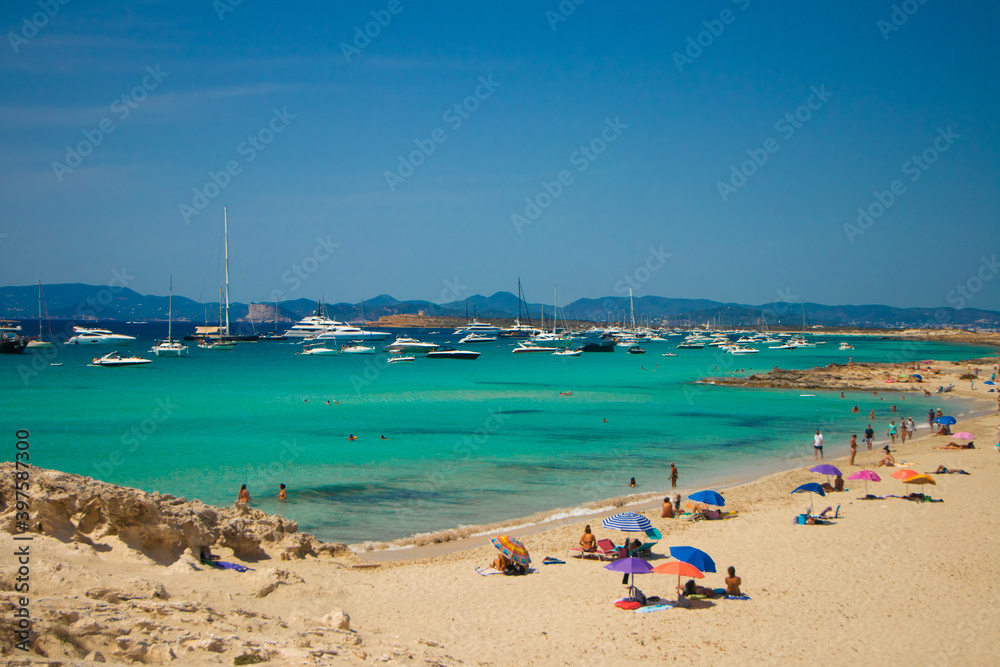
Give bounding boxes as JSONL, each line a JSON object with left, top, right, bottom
{"left": 459, "top": 332, "right": 497, "bottom": 344}
{"left": 340, "top": 342, "right": 375, "bottom": 354}
{"left": 313, "top": 323, "right": 390, "bottom": 342}
{"left": 297, "top": 342, "right": 338, "bottom": 356}
{"left": 283, "top": 301, "right": 343, "bottom": 338}
{"left": 727, "top": 345, "right": 760, "bottom": 355}
{"left": 383, "top": 337, "right": 440, "bottom": 354}
{"left": 453, "top": 319, "right": 500, "bottom": 336}
{"left": 68, "top": 326, "right": 136, "bottom": 345}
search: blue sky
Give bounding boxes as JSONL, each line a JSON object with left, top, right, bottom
{"left": 1, "top": 1, "right": 998, "bottom": 311}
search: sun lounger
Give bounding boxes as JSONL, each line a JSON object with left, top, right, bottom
{"left": 596, "top": 538, "right": 626, "bottom": 560}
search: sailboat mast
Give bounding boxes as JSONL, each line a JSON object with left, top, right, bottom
{"left": 167, "top": 275, "right": 173, "bottom": 342}
{"left": 223, "top": 207, "right": 231, "bottom": 336}
{"left": 629, "top": 288, "right": 636, "bottom": 331}
{"left": 552, "top": 285, "right": 557, "bottom": 334}
{"left": 37, "top": 280, "right": 43, "bottom": 337}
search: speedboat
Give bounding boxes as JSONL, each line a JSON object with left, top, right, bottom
{"left": 626, "top": 345, "right": 645, "bottom": 354}
{"left": 727, "top": 345, "right": 759, "bottom": 355}
{"left": 298, "top": 342, "right": 338, "bottom": 356}
{"left": 426, "top": 347, "right": 480, "bottom": 360}
{"left": 340, "top": 342, "right": 375, "bottom": 354}
{"left": 68, "top": 326, "right": 136, "bottom": 345}
{"left": 90, "top": 351, "right": 151, "bottom": 367}
{"left": 387, "top": 355, "right": 415, "bottom": 363}
{"left": 314, "top": 323, "right": 390, "bottom": 342}
{"left": 552, "top": 348, "right": 581, "bottom": 357}
{"left": 383, "top": 337, "right": 440, "bottom": 354}
{"left": 839, "top": 342, "right": 854, "bottom": 350}
{"left": 676, "top": 341, "right": 706, "bottom": 349}
{"left": 459, "top": 333, "right": 498, "bottom": 344}
{"left": 512, "top": 341, "right": 557, "bottom": 353}
{"left": 197, "top": 338, "right": 235, "bottom": 350}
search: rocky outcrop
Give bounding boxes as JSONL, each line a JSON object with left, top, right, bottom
{"left": 0, "top": 464, "right": 346, "bottom": 563}
{"left": 702, "top": 362, "right": 930, "bottom": 391}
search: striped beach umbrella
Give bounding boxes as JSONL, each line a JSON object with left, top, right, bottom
{"left": 601, "top": 512, "right": 653, "bottom": 533}
{"left": 490, "top": 535, "right": 530, "bottom": 566}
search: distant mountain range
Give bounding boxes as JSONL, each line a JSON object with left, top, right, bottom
{"left": 1, "top": 283, "right": 998, "bottom": 329}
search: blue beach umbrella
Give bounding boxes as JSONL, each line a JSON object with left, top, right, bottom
{"left": 669, "top": 546, "right": 716, "bottom": 573}
{"left": 688, "top": 490, "right": 726, "bottom": 507}
{"left": 935, "top": 416, "right": 957, "bottom": 425}
{"left": 912, "top": 374, "right": 923, "bottom": 380}
{"left": 791, "top": 482, "right": 826, "bottom": 513}
{"left": 984, "top": 381, "right": 995, "bottom": 385}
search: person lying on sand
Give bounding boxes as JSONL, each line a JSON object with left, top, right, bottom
{"left": 934, "top": 465, "right": 969, "bottom": 474}
{"left": 935, "top": 442, "right": 974, "bottom": 450}
{"left": 680, "top": 579, "right": 718, "bottom": 599}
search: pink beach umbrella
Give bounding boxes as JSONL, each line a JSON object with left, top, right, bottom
{"left": 953, "top": 432, "right": 975, "bottom": 440}
{"left": 847, "top": 470, "right": 881, "bottom": 497}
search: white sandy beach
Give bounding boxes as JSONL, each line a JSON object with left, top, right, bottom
{"left": 3, "top": 358, "right": 999, "bottom": 665}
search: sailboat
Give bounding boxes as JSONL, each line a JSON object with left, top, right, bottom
{"left": 198, "top": 286, "right": 236, "bottom": 350}
{"left": 152, "top": 276, "right": 188, "bottom": 357}
{"left": 259, "top": 300, "right": 287, "bottom": 341}
{"left": 499, "top": 278, "right": 542, "bottom": 338}
{"left": 25, "top": 281, "right": 53, "bottom": 349}
{"left": 530, "top": 285, "right": 572, "bottom": 347}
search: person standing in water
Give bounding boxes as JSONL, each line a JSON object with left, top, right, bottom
{"left": 278, "top": 483, "right": 287, "bottom": 501}
{"left": 237, "top": 484, "right": 251, "bottom": 504}
{"left": 669, "top": 463, "right": 678, "bottom": 489}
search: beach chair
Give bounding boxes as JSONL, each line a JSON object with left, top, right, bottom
{"left": 595, "top": 538, "right": 626, "bottom": 561}
{"left": 566, "top": 546, "right": 602, "bottom": 561}
{"left": 809, "top": 505, "right": 840, "bottom": 520}
{"left": 633, "top": 527, "right": 662, "bottom": 557}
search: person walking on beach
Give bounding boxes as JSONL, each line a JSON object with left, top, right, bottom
{"left": 849, "top": 434, "right": 858, "bottom": 466}
{"left": 907, "top": 417, "right": 916, "bottom": 437}
{"left": 888, "top": 420, "right": 897, "bottom": 445}
{"left": 670, "top": 463, "right": 678, "bottom": 489}
{"left": 928, "top": 409, "right": 935, "bottom": 430}
{"left": 864, "top": 425, "right": 875, "bottom": 451}
{"left": 900, "top": 419, "right": 908, "bottom": 444}
{"left": 237, "top": 484, "right": 251, "bottom": 504}
{"left": 814, "top": 429, "right": 824, "bottom": 459}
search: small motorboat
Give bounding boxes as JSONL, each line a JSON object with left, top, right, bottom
{"left": 661, "top": 353, "right": 678, "bottom": 357}
{"left": 340, "top": 342, "right": 375, "bottom": 354}
{"left": 90, "top": 352, "right": 152, "bottom": 367}
{"left": 387, "top": 355, "right": 415, "bottom": 364}
{"left": 198, "top": 338, "right": 235, "bottom": 350}
{"left": 426, "top": 347, "right": 480, "bottom": 360}
{"left": 838, "top": 342, "right": 854, "bottom": 350}
{"left": 626, "top": 345, "right": 645, "bottom": 354}
{"left": 298, "top": 343, "right": 338, "bottom": 356}
{"left": 459, "top": 333, "right": 498, "bottom": 344}
{"left": 552, "top": 348, "right": 581, "bottom": 357}
{"left": 512, "top": 341, "right": 557, "bottom": 353}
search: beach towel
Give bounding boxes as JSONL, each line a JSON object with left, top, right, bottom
{"left": 724, "top": 595, "right": 752, "bottom": 600}
{"left": 542, "top": 557, "right": 566, "bottom": 565}
{"left": 205, "top": 560, "right": 253, "bottom": 572}
{"left": 634, "top": 602, "right": 674, "bottom": 613}
{"left": 475, "top": 566, "right": 503, "bottom": 576}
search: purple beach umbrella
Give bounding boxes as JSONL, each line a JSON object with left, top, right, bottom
{"left": 605, "top": 557, "right": 654, "bottom": 598}
{"left": 810, "top": 464, "right": 842, "bottom": 485}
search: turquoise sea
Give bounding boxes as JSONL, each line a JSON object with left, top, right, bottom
{"left": 3, "top": 322, "right": 994, "bottom": 546}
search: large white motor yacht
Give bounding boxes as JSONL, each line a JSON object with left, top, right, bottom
{"left": 68, "top": 326, "right": 136, "bottom": 345}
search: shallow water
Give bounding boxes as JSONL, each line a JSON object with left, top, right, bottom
{"left": 3, "top": 323, "right": 991, "bottom": 544}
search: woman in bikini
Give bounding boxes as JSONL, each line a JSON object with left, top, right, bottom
{"left": 579, "top": 525, "right": 597, "bottom": 552}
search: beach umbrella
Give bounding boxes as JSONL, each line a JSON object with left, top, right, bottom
{"left": 602, "top": 512, "right": 652, "bottom": 556}
{"left": 490, "top": 535, "right": 530, "bottom": 566}
{"left": 810, "top": 464, "right": 842, "bottom": 485}
{"left": 669, "top": 546, "right": 716, "bottom": 573}
{"left": 912, "top": 373, "right": 923, "bottom": 380}
{"left": 847, "top": 470, "right": 881, "bottom": 496}
{"left": 653, "top": 560, "right": 705, "bottom": 596}
{"left": 604, "top": 557, "right": 654, "bottom": 597}
{"left": 791, "top": 482, "right": 826, "bottom": 513}
{"left": 688, "top": 490, "right": 725, "bottom": 507}
{"left": 953, "top": 432, "right": 975, "bottom": 440}
{"left": 890, "top": 469, "right": 919, "bottom": 481}
{"left": 935, "top": 416, "right": 957, "bottom": 425}
{"left": 902, "top": 474, "right": 936, "bottom": 497}
{"left": 985, "top": 381, "right": 996, "bottom": 385}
